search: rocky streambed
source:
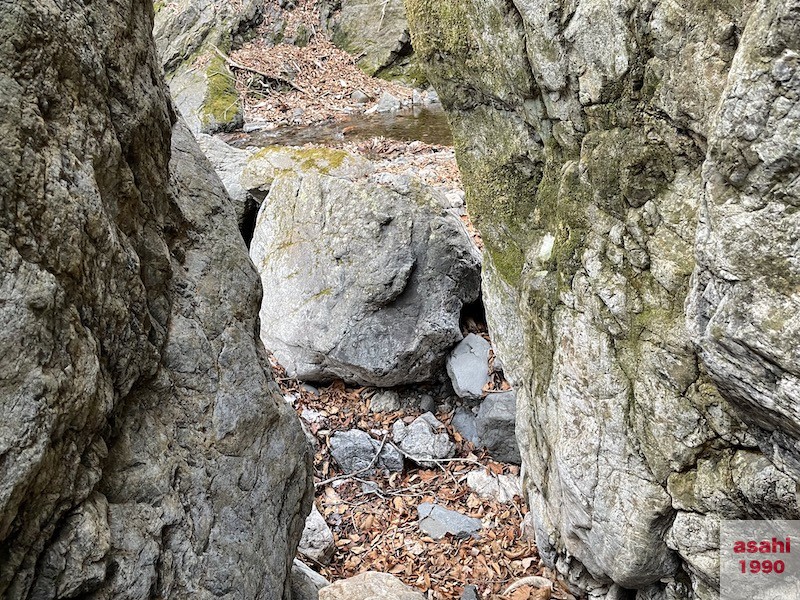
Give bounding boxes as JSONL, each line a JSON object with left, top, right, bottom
{"left": 197, "top": 102, "right": 557, "bottom": 598}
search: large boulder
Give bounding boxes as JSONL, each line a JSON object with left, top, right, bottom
{"left": 250, "top": 172, "right": 481, "bottom": 386}
{"left": 408, "top": 0, "right": 800, "bottom": 598}
{"left": 195, "top": 137, "right": 373, "bottom": 231}
{"left": 0, "top": 0, "right": 312, "bottom": 596}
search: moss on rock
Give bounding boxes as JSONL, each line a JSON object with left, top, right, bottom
{"left": 201, "top": 54, "right": 241, "bottom": 130}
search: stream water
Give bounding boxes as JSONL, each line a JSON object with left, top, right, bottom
{"left": 231, "top": 106, "right": 453, "bottom": 148}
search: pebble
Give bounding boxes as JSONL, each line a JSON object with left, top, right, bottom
{"left": 392, "top": 413, "right": 455, "bottom": 467}
{"left": 350, "top": 89, "right": 370, "bottom": 104}
{"left": 446, "top": 334, "right": 491, "bottom": 401}
{"left": 417, "top": 502, "right": 482, "bottom": 540}
{"left": 370, "top": 389, "right": 401, "bottom": 412}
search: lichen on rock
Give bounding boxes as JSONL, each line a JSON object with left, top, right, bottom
{"left": 0, "top": 0, "right": 313, "bottom": 596}
{"left": 407, "top": 0, "right": 800, "bottom": 597}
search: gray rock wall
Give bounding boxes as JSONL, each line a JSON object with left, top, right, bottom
{"left": 406, "top": 0, "right": 800, "bottom": 598}
{"left": 0, "top": 0, "right": 312, "bottom": 597}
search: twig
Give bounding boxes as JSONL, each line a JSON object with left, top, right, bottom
{"left": 353, "top": 477, "right": 429, "bottom": 499}
{"left": 393, "top": 446, "right": 486, "bottom": 469}
{"left": 502, "top": 576, "right": 553, "bottom": 596}
{"left": 377, "top": 0, "right": 390, "bottom": 31}
{"left": 211, "top": 45, "right": 308, "bottom": 94}
{"left": 315, "top": 434, "right": 389, "bottom": 488}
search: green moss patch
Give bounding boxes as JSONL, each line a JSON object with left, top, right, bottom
{"left": 200, "top": 54, "right": 240, "bottom": 128}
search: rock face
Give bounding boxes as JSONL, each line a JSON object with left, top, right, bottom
{"left": 250, "top": 172, "right": 481, "bottom": 386}
{"left": 153, "top": 0, "right": 265, "bottom": 132}
{"left": 324, "top": 0, "right": 424, "bottom": 85}
{"left": 407, "top": 0, "right": 800, "bottom": 598}
{"left": 0, "top": 1, "right": 312, "bottom": 597}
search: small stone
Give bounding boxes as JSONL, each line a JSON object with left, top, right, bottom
{"left": 298, "top": 505, "right": 335, "bottom": 564}
{"left": 466, "top": 470, "right": 521, "bottom": 503}
{"left": 301, "top": 383, "right": 320, "bottom": 396}
{"left": 370, "top": 389, "right": 401, "bottom": 412}
{"left": 368, "top": 91, "right": 401, "bottom": 113}
{"left": 291, "top": 559, "right": 330, "bottom": 600}
{"left": 461, "top": 584, "right": 480, "bottom": 600}
{"left": 392, "top": 413, "right": 455, "bottom": 467}
{"left": 476, "top": 391, "right": 520, "bottom": 464}
{"left": 417, "top": 502, "right": 482, "bottom": 540}
{"left": 242, "top": 120, "right": 271, "bottom": 133}
{"left": 361, "top": 480, "right": 380, "bottom": 494}
{"left": 329, "top": 429, "right": 403, "bottom": 474}
{"left": 446, "top": 334, "right": 492, "bottom": 401}
{"left": 425, "top": 89, "right": 440, "bottom": 104}
{"left": 319, "top": 572, "right": 425, "bottom": 600}
{"left": 445, "top": 190, "right": 465, "bottom": 209}
{"left": 351, "top": 89, "right": 370, "bottom": 104}
{"left": 301, "top": 407, "right": 324, "bottom": 423}
{"left": 418, "top": 393, "right": 436, "bottom": 414}
{"left": 299, "top": 419, "right": 319, "bottom": 451}
{"left": 451, "top": 406, "right": 480, "bottom": 445}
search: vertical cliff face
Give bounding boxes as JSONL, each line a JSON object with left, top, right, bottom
{"left": 406, "top": 0, "right": 800, "bottom": 598}
{"left": 0, "top": 1, "right": 312, "bottom": 597}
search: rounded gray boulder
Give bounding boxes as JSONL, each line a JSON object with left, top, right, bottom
{"left": 250, "top": 172, "right": 481, "bottom": 386}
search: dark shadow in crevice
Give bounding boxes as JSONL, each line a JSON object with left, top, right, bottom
{"left": 239, "top": 194, "right": 263, "bottom": 248}
{"left": 460, "top": 294, "right": 487, "bottom": 336}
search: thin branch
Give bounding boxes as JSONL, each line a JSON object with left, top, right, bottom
{"left": 210, "top": 45, "right": 307, "bottom": 94}
{"left": 502, "top": 575, "right": 553, "bottom": 596}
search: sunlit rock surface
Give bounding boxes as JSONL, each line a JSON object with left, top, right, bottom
{"left": 407, "top": 0, "right": 800, "bottom": 597}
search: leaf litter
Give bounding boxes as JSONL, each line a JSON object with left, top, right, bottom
{"left": 270, "top": 356, "right": 579, "bottom": 600}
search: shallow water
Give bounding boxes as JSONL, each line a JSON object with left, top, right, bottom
{"left": 232, "top": 106, "right": 453, "bottom": 148}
